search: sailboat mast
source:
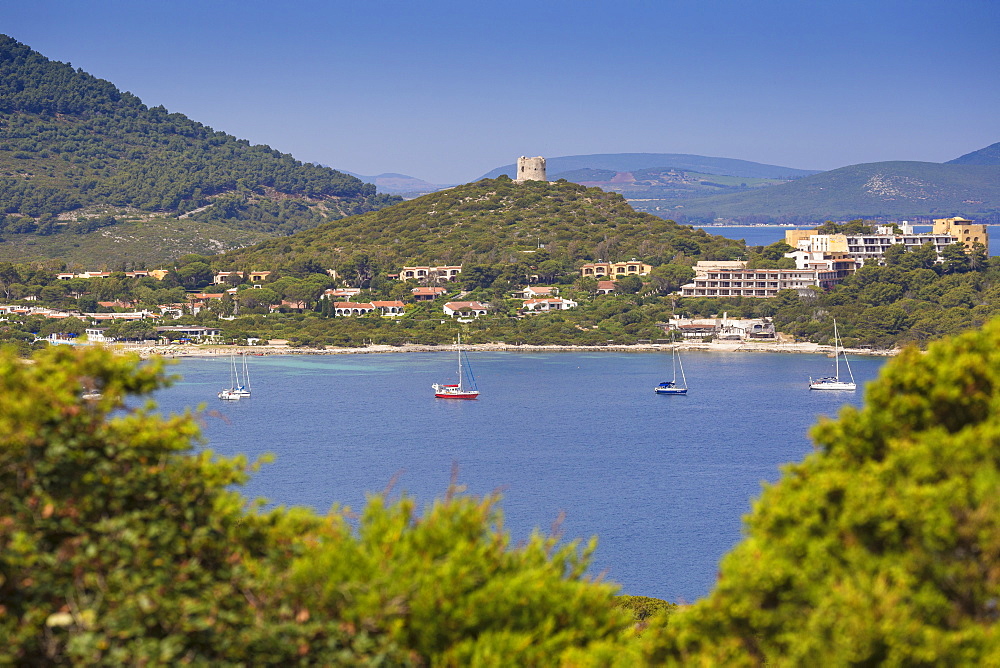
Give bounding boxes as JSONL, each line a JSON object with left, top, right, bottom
{"left": 833, "top": 320, "right": 840, "bottom": 379}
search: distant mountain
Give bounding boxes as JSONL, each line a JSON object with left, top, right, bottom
{"left": 341, "top": 171, "right": 449, "bottom": 197}
{"left": 0, "top": 34, "right": 399, "bottom": 262}
{"left": 480, "top": 153, "right": 819, "bottom": 181}
{"left": 659, "top": 161, "right": 1000, "bottom": 224}
{"left": 947, "top": 142, "right": 1000, "bottom": 166}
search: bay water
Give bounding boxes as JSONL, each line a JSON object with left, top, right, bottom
{"left": 152, "top": 350, "right": 888, "bottom": 603}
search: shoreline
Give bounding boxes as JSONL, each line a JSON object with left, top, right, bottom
{"left": 114, "top": 340, "right": 901, "bottom": 359}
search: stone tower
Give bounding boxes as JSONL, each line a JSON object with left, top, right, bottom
{"left": 515, "top": 156, "right": 546, "bottom": 183}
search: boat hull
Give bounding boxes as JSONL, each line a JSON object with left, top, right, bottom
{"left": 433, "top": 383, "right": 479, "bottom": 399}
{"left": 434, "top": 391, "right": 480, "bottom": 399}
{"left": 809, "top": 380, "right": 856, "bottom": 391}
{"left": 654, "top": 387, "right": 688, "bottom": 395}
{"left": 218, "top": 390, "right": 241, "bottom": 400}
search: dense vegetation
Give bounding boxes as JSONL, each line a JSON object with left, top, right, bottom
{"left": 6, "top": 309, "right": 1000, "bottom": 663}
{"left": 0, "top": 35, "right": 398, "bottom": 246}
{"left": 669, "top": 160, "right": 1000, "bottom": 224}
{"left": 217, "top": 176, "right": 747, "bottom": 272}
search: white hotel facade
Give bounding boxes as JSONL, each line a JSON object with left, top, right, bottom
{"left": 679, "top": 262, "right": 839, "bottom": 298}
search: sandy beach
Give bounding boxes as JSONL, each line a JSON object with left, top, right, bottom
{"left": 116, "top": 340, "right": 900, "bottom": 359}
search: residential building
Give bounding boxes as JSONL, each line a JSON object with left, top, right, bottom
{"left": 579, "top": 260, "right": 653, "bottom": 278}
{"left": 334, "top": 302, "right": 376, "bottom": 316}
{"left": 522, "top": 297, "right": 577, "bottom": 312}
{"left": 213, "top": 271, "right": 244, "bottom": 285}
{"left": 443, "top": 301, "right": 488, "bottom": 318}
{"left": 595, "top": 280, "right": 616, "bottom": 294}
{"left": 248, "top": 271, "right": 272, "bottom": 282}
{"left": 155, "top": 326, "right": 222, "bottom": 342}
{"left": 270, "top": 300, "right": 307, "bottom": 313}
{"left": 412, "top": 286, "right": 448, "bottom": 301}
{"left": 322, "top": 288, "right": 362, "bottom": 300}
{"left": 516, "top": 286, "right": 559, "bottom": 299}
{"left": 84, "top": 327, "right": 109, "bottom": 342}
{"left": 400, "top": 265, "right": 462, "bottom": 282}
{"left": 371, "top": 300, "right": 405, "bottom": 315}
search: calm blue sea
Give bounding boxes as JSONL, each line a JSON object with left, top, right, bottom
{"left": 151, "top": 350, "right": 888, "bottom": 603}
{"left": 699, "top": 224, "right": 1000, "bottom": 256}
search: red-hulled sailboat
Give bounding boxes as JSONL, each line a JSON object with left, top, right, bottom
{"left": 432, "top": 334, "right": 480, "bottom": 399}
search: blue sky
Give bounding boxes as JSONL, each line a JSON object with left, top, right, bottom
{"left": 3, "top": 0, "right": 998, "bottom": 184}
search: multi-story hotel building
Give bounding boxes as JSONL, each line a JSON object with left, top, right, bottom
{"left": 679, "top": 262, "right": 839, "bottom": 298}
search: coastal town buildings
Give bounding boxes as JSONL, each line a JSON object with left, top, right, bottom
{"left": 661, "top": 316, "right": 776, "bottom": 341}
{"left": 578, "top": 260, "right": 653, "bottom": 278}
{"left": 785, "top": 218, "right": 988, "bottom": 268}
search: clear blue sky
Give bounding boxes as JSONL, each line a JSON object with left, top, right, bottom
{"left": 3, "top": 0, "right": 998, "bottom": 184}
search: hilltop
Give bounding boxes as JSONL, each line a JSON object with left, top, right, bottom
{"left": 662, "top": 160, "right": 1000, "bottom": 224}
{"left": 215, "top": 176, "right": 745, "bottom": 272}
{"left": 0, "top": 35, "right": 399, "bottom": 264}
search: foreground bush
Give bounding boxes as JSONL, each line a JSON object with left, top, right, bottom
{"left": 638, "top": 318, "right": 1000, "bottom": 664}
{"left": 0, "top": 345, "right": 630, "bottom": 664}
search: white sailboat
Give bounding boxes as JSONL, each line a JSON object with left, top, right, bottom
{"left": 809, "top": 320, "right": 856, "bottom": 391}
{"left": 654, "top": 346, "right": 688, "bottom": 395}
{"left": 432, "top": 334, "right": 480, "bottom": 399}
{"left": 218, "top": 352, "right": 251, "bottom": 400}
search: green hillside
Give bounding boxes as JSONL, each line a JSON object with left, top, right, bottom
{"left": 663, "top": 161, "right": 1000, "bottom": 224}
{"left": 216, "top": 176, "right": 746, "bottom": 271}
{"left": 0, "top": 35, "right": 398, "bottom": 261}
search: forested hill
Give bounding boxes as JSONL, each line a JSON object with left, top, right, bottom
{"left": 664, "top": 160, "right": 1000, "bottom": 224}
{"left": 0, "top": 35, "right": 398, "bottom": 241}
{"left": 217, "top": 176, "right": 746, "bottom": 272}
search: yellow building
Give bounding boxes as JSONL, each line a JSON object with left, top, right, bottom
{"left": 578, "top": 260, "right": 653, "bottom": 278}
{"left": 932, "top": 217, "right": 988, "bottom": 250}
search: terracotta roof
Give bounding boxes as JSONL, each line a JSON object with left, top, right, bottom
{"left": 444, "top": 301, "right": 486, "bottom": 310}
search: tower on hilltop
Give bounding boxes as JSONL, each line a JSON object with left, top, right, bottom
{"left": 515, "top": 156, "right": 546, "bottom": 183}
